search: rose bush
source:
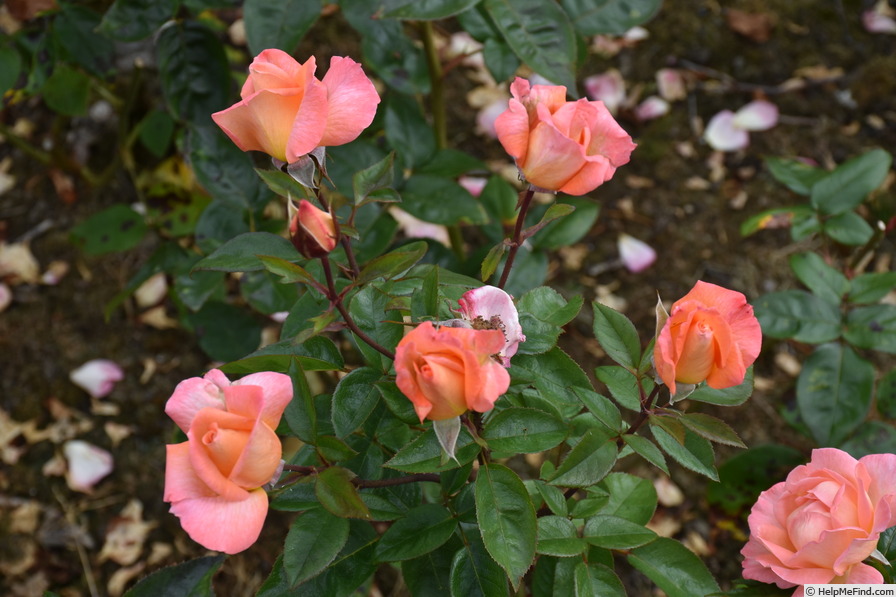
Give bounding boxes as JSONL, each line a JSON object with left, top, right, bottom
{"left": 742, "top": 448, "right": 896, "bottom": 595}
{"left": 654, "top": 280, "right": 762, "bottom": 395}
{"left": 163, "top": 369, "right": 292, "bottom": 554}
{"left": 395, "top": 321, "right": 510, "bottom": 421}
{"left": 212, "top": 49, "right": 380, "bottom": 164}
{"left": 493, "top": 77, "right": 636, "bottom": 195}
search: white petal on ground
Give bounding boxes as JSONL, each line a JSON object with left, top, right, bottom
{"left": 584, "top": 69, "right": 626, "bottom": 114}
{"left": 64, "top": 440, "right": 114, "bottom": 493}
{"left": 863, "top": 0, "right": 896, "bottom": 34}
{"left": 0, "top": 282, "right": 11, "bottom": 313}
{"left": 69, "top": 359, "right": 125, "bottom": 398}
{"left": 732, "top": 100, "right": 779, "bottom": 131}
{"left": 134, "top": 272, "right": 168, "bottom": 308}
{"left": 635, "top": 96, "right": 670, "bottom": 121}
{"left": 388, "top": 207, "right": 451, "bottom": 247}
{"left": 656, "top": 68, "right": 687, "bottom": 101}
{"left": 703, "top": 110, "right": 750, "bottom": 151}
{"left": 617, "top": 233, "right": 657, "bottom": 273}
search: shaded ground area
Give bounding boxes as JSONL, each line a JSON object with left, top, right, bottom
{"left": 2, "top": 0, "right": 895, "bottom": 595}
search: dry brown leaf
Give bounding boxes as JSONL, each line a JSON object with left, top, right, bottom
{"left": 5, "top": 0, "right": 57, "bottom": 21}
{"left": 654, "top": 476, "right": 685, "bottom": 507}
{"left": 725, "top": 8, "right": 775, "bottom": 42}
{"left": 108, "top": 562, "right": 147, "bottom": 597}
{"left": 48, "top": 168, "right": 77, "bottom": 204}
{"left": 99, "top": 500, "right": 157, "bottom": 566}
{"left": 0, "top": 241, "right": 40, "bottom": 284}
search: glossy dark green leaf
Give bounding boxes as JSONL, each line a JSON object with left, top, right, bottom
{"left": 156, "top": 21, "right": 230, "bottom": 122}
{"left": 536, "top": 516, "right": 586, "bottom": 557}
{"left": 482, "top": 407, "right": 567, "bottom": 453}
{"left": 382, "top": 0, "right": 482, "bottom": 19}
{"left": 596, "top": 472, "right": 657, "bottom": 525}
{"left": 475, "top": 463, "right": 537, "bottom": 589}
{"left": 573, "top": 387, "right": 624, "bottom": 434}
{"left": 375, "top": 503, "right": 457, "bottom": 562}
{"left": 594, "top": 365, "right": 642, "bottom": 411}
{"left": 849, "top": 272, "right": 896, "bottom": 304}
{"left": 449, "top": 532, "right": 510, "bottom": 597}
{"left": 511, "top": 348, "right": 592, "bottom": 419}
{"left": 560, "top": 0, "right": 661, "bottom": 35}
{"left": 838, "top": 421, "right": 896, "bottom": 459}
{"left": 532, "top": 197, "right": 600, "bottom": 250}
{"left": 753, "top": 289, "right": 842, "bottom": 343}
{"left": 623, "top": 434, "right": 669, "bottom": 475}
{"left": 353, "top": 152, "right": 399, "bottom": 207}
{"left": 651, "top": 425, "right": 718, "bottom": 481}
{"left": 678, "top": 413, "right": 746, "bottom": 448}
{"left": 764, "top": 156, "right": 826, "bottom": 195}
{"left": 42, "top": 63, "right": 89, "bottom": 116}
{"left": 549, "top": 429, "right": 617, "bottom": 488}
{"left": 244, "top": 0, "right": 320, "bottom": 55}
{"left": 480, "top": 243, "right": 506, "bottom": 282}
{"left": 593, "top": 301, "right": 642, "bottom": 370}
{"left": 628, "top": 538, "right": 720, "bottom": 597}
{"left": 99, "top": 0, "right": 178, "bottom": 41}
{"left": 483, "top": 0, "right": 577, "bottom": 92}
{"left": 70, "top": 205, "right": 148, "bottom": 256}
{"left": 221, "top": 336, "right": 345, "bottom": 374}
{"left": 356, "top": 241, "right": 428, "bottom": 285}
{"left": 516, "top": 287, "right": 583, "bottom": 354}
{"left": 482, "top": 37, "right": 519, "bottom": 83}
{"left": 706, "top": 444, "right": 803, "bottom": 516}
{"left": 240, "top": 270, "right": 299, "bottom": 314}
{"left": 573, "top": 561, "right": 626, "bottom": 597}
{"left": 687, "top": 368, "right": 754, "bottom": 407}
{"left": 386, "top": 427, "right": 481, "bottom": 473}
{"left": 479, "top": 175, "right": 519, "bottom": 224}
{"left": 810, "top": 149, "right": 892, "bottom": 215}
{"left": 315, "top": 466, "right": 370, "bottom": 519}
{"left": 384, "top": 90, "right": 435, "bottom": 168}
{"left": 332, "top": 367, "right": 382, "bottom": 438}
{"left": 583, "top": 514, "right": 656, "bottom": 549}
{"left": 0, "top": 45, "right": 22, "bottom": 94}
{"left": 789, "top": 251, "right": 850, "bottom": 306}
{"left": 123, "top": 555, "right": 225, "bottom": 597}
{"left": 402, "top": 536, "right": 463, "bottom": 597}
{"left": 53, "top": 4, "right": 115, "bottom": 77}
{"left": 292, "top": 520, "right": 379, "bottom": 596}
{"left": 824, "top": 211, "right": 875, "bottom": 246}
{"left": 844, "top": 304, "right": 896, "bottom": 353}
{"left": 174, "top": 270, "right": 226, "bottom": 312}
{"left": 284, "top": 509, "right": 350, "bottom": 586}
{"left": 400, "top": 175, "right": 489, "bottom": 225}
{"left": 878, "top": 368, "right": 896, "bottom": 420}
{"left": 347, "top": 284, "right": 404, "bottom": 371}
{"left": 362, "top": 21, "right": 431, "bottom": 94}
{"left": 184, "top": 301, "right": 262, "bottom": 362}
{"left": 739, "top": 205, "right": 814, "bottom": 237}
{"left": 188, "top": 124, "right": 272, "bottom": 210}
{"left": 194, "top": 232, "right": 298, "bottom": 273}
{"left": 797, "top": 343, "right": 874, "bottom": 446}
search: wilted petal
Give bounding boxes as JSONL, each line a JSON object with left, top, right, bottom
{"left": 635, "top": 96, "right": 670, "bottom": 121}
{"left": 733, "top": 100, "right": 779, "bottom": 131}
{"left": 64, "top": 440, "right": 114, "bottom": 493}
{"left": 863, "top": 1, "right": 896, "bottom": 34}
{"left": 618, "top": 233, "right": 657, "bottom": 273}
{"left": 458, "top": 285, "right": 526, "bottom": 365}
{"left": 388, "top": 208, "right": 451, "bottom": 247}
{"left": 704, "top": 110, "right": 750, "bottom": 151}
{"left": 656, "top": 68, "right": 687, "bottom": 101}
{"left": 0, "top": 282, "right": 10, "bottom": 313}
{"left": 583, "top": 69, "right": 626, "bottom": 114}
{"left": 69, "top": 359, "right": 124, "bottom": 398}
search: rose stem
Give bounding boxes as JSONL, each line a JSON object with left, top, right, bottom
{"left": 619, "top": 383, "right": 663, "bottom": 442}
{"left": 497, "top": 185, "right": 536, "bottom": 289}
{"left": 321, "top": 255, "right": 396, "bottom": 361}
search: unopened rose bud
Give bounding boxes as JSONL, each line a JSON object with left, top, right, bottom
{"left": 289, "top": 200, "right": 337, "bottom": 258}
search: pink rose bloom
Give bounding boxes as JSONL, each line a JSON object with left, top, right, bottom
{"left": 654, "top": 281, "right": 761, "bottom": 395}
{"left": 494, "top": 77, "right": 636, "bottom": 196}
{"left": 164, "top": 369, "right": 292, "bottom": 554}
{"left": 212, "top": 50, "right": 380, "bottom": 163}
{"left": 395, "top": 322, "right": 510, "bottom": 422}
{"left": 742, "top": 448, "right": 896, "bottom": 596}
{"left": 457, "top": 285, "right": 526, "bottom": 367}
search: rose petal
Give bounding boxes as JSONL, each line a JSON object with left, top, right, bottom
{"left": 733, "top": 100, "right": 779, "bottom": 131}
{"left": 704, "top": 110, "right": 750, "bottom": 151}
{"left": 318, "top": 56, "right": 381, "bottom": 148}
{"left": 617, "top": 233, "right": 656, "bottom": 273}
{"left": 69, "top": 359, "right": 124, "bottom": 398}
{"left": 583, "top": 69, "right": 626, "bottom": 114}
{"left": 635, "top": 96, "right": 670, "bottom": 121}
{"left": 64, "top": 440, "right": 114, "bottom": 493}
{"left": 169, "top": 488, "right": 268, "bottom": 554}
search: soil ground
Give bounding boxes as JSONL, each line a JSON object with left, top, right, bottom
{"left": 1, "top": 1, "right": 895, "bottom": 595}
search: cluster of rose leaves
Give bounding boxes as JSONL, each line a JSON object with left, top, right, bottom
{"left": 161, "top": 49, "right": 896, "bottom": 595}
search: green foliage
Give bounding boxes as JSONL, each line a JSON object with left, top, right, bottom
{"left": 124, "top": 555, "right": 225, "bottom": 597}
{"left": 243, "top": 0, "right": 320, "bottom": 56}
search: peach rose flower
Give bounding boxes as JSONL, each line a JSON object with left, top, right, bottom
{"left": 654, "top": 281, "right": 761, "bottom": 395}
{"left": 289, "top": 199, "right": 337, "bottom": 258}
{"left": 494, "top": 77, "right": 636, "bottom": 195}
{"left": 212, "top": 49, "right": 380, "bottom": 164}
{"left": 742, "top": 448, "right": 896, "bottom": 596}
{"left": 395, "top": 321, "right": 510, "bottom": 421}
{"left": 164, "top": 369, "right": 292, "bottom": 554}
